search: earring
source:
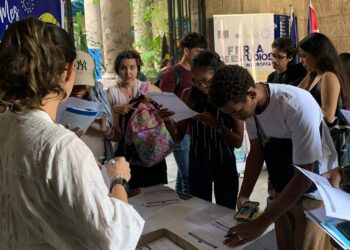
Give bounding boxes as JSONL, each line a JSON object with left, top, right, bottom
{"left": 252, "top": 98, "right": 257, "bottom": 105}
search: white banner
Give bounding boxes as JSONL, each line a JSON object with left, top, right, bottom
{"left": 213, "top": 14, "right": 276, "bottom": 82}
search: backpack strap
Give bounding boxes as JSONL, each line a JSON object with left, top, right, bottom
{"left": 173, "top": 65, "right": 182, "bottom": 94}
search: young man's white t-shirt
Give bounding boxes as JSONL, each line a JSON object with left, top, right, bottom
{"left": 246, "top": 84, "right": 324, "bottom": 166}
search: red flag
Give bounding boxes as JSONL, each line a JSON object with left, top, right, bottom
{"left": 308, "top": 0, "right": 319, "bottom": 34}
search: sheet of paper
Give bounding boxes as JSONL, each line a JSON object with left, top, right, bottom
{"left": 306, "top": 207, "right": 350, "bottom": 249}
{"left": 129, "top": 185, "right": 183, "bottom": 219}
{"left": 183, "top": 203, "right": 232, "bottom": 226}
{"left": 60, "top": 107, "right": 100, "bottom": 132}
{"left": 148, "top": 92, "right": 198, "bottom": 122}
{"left": 187, "top": 215, "right": 234, "bottom": 249}
{"left": 341, "top": 109, "right": 350, "bottom": 124}
{"left": 56, "top": 97, "right": 103, "bottom": 132}
{"left": 141, "top": 185, "right": 181, "bottom": 207}
{"left": 295, "top": 166, "right": 350, "bottom": 220}
{"left": 137, "top": 237, "right": 184, "bottom": 250}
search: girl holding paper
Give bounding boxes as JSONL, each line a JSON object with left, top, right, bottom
{"left": 162, "top": 51, "right": 244, "bottom": 209}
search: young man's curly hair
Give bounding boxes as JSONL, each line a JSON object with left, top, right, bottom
{"left": 209, "top": 65, "right": 255, "bottom": 107}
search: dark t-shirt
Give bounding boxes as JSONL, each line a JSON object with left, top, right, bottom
{"left": 159, "top": 64, "right": 192, "bottom": 98}
{"left": 267, "top": 63, "right": 307, "bottom": 86}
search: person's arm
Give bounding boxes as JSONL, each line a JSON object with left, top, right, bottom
{"left": 194, "top": 112, "right": 243, "bottom": 147}
{"left": 217, "top": 116, "right": 244, "bottom": 147}
{"left": 52, "top": 136, "right": 144, "bottom": 249}
{"left": 104, "top": 157, "right": 131, "bottom": 203}
{"left": 224, "top": 162, "right": 314, "bottom": 247}
{"left": 322, "top": 166, "right": 342, "bottom": 188}
{"left": 236, "top": 139, "right": 265, "bottom": 208}
{"left": 156, "top": 88, "right": 191, "bottom": 142}
{"left": 320, "top": 72, "right": 341, "bottom": 124}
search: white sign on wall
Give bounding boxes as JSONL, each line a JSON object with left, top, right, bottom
{"left": 213, "top": 14, "right": 287, "bottom": 82}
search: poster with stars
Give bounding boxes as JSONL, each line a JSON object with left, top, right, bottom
{"left": 0, "top": 0, "right": 63, "bottom": 39}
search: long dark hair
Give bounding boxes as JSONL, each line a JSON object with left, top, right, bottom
{"left": 299, "top": 33, "right": 350, "bottom": 108}
{"left": 190, "top": 51, "right": 223, "bottom": 107}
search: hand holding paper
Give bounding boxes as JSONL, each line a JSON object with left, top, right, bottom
{"left": 57, "top": 97, "right": 103, "bottom": 132}
{"left": 148, "top": 92, "right": 198, "bottom": 122}
{"left": 295, "top": 166, "right": 350, "bottom": 220}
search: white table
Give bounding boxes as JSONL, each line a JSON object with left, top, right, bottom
{"left": 130, "top": 185, "right": 276, "bottom": 249}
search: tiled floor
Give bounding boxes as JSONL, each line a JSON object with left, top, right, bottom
{"left": 165, "top": 154, "right": 269, "bottom": 209}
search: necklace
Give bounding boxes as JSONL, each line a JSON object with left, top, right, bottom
{"left": 255, "top": 83, "right": 270, "bottom": 114}
{"left": 120, "top": 82, "right": 134, "bottom": 99}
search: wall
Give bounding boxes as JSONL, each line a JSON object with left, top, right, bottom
{"left": 201, "top": 0, "right": 350, "bottom": 53}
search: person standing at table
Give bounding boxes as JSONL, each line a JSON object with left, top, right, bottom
{"left": 0, "top": 18, "right": 144, "bottom": 249}
{"left": 209, "top": 65, "right": 337, "bottom": 250}
{"left": 107, "top": 49, "right": 167, "bottom": 195}
{"left": 159, "top": 32, "right": 208, "bottom": 194}
{"left": 160, "top": 51, "right": 243, "bottom": 209}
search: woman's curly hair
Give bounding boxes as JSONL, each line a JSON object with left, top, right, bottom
{"left": 0, "top": 18, "right": 76, "bottom": 111}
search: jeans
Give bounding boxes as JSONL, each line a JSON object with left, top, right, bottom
{"left": 173, "top": 134, "right": 190, "bottom": 194}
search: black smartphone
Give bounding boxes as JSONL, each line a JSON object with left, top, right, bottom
{"left": 234, "top": 201, "right": 259, "bottom": 222}
{"left": 336, "top": 221, "right": 350, "bottom": 241}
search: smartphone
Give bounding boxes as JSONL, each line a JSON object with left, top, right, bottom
{"left": 336, "top": 221, "right": 350, "bottom": 241}
{"left": 234, "top": 201, "right": 259, "bottom": 222}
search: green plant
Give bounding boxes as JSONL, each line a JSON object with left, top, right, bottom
{"left": 73, "top": 11, "right": 88, "bottom": 52}
{"left": 132, "top": 0, "right": 168, "bottom": 78}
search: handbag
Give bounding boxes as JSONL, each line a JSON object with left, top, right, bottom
{"left": 329, "top": 105, "right": 350, "bottom": 167}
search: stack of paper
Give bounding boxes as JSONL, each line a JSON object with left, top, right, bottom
{"left": 296, "top": 166, "right": 350, "bottom": 249}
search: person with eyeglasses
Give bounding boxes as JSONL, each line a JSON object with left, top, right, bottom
{"left": 267, "top": 37, "right": 307, "bottom": 86}
{"left": 160, "top": 51, "right": 244, "bottom": 209}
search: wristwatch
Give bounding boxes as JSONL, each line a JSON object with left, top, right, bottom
{"left": 109, "top": 177, "right": 129, "bottom": 193}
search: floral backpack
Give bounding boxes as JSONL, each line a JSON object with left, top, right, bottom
{"left": 124, "top": 99, "right": 174, "bottom": 167}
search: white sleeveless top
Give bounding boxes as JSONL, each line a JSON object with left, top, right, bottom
{"left": 108, "top": 80, "right": 150, "bottom": 106}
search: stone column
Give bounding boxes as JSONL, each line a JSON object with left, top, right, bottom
{"left": 100, "top": 0, "right": 132, "bottom": 85}
{"left": 84, "top": 0, "right": 103, "bottom": 50}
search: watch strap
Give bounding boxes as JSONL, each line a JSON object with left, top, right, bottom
{"left": 109, "top": 177, "right": 129, "bottom": 193}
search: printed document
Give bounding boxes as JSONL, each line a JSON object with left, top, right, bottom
{"left": 56, "top": 97, "right": 103, "bottom": 132}
{"left": 295, "top": 166, "right": 350, "bottom": 220}
{"left": 148, "top": 92, "right": 198, "bottom": 122}
{"left": 306, "top": 207, "right": 350, "bottom": 249}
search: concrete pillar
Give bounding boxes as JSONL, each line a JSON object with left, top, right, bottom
{"left": 84, "top": 0, "right": 103, "bottom": 50}
{"left": 100, "top": 0, "right": 132, "bottom": 85}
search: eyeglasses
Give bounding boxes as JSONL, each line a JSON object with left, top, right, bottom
{"left": 271, "top": 54, "right": 288, "bottom": 61}
{"left": 191, "top": 78, "right": 211, "bottom": 88}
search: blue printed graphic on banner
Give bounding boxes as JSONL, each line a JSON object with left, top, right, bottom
{"left": 274, "top": 14, "right": 290, "bottom": 39}
{"left": 0, "top": 0, "right": 62, "bottom": 39}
